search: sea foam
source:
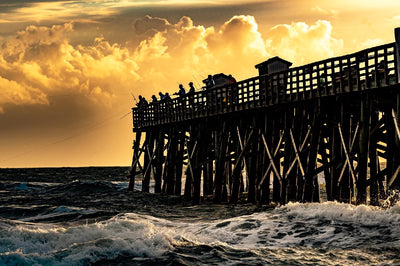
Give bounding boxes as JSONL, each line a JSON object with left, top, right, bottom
{"left": 177, "top": 201, "right": 400, "bottom": 250}
{"left": 2, "top": 201, "right": 400, "bottom": 265}
{"left": 0, "top": 214, "right": 174, "bottom": 265}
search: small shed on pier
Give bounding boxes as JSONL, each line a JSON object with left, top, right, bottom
{"left": 255, "top": 56, "right": 292, "bottom": 76}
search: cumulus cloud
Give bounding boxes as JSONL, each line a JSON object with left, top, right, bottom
{"left": 132, "top": 15, "right": 270, "bottom": 93}
{"left": 0, "top": 16, "right": 343, "bottom": 114}
{"left": 266, "top": 20, "right": 343, "bottom": 65}
{"left": 133, "top": 15, "right": 170, "bottom": 35}
{"left": 0, "top": 76, "right": 48, "bottom": 113}
{"left": 131, "top": 15, "right": 343, "bottom": 93}
{"left": 0, "top": 13, "right": 347, "bottom": 167}
{"left": 0, "top": 23, "right": 140, "bottom": 112}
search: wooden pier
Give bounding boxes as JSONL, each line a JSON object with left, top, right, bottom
{"left": 129, "top": 29, "right": 400, "bottom": 205}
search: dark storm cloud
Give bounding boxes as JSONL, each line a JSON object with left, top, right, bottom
{"left": 0, "top": 0, "right": 72, "bottom": 10}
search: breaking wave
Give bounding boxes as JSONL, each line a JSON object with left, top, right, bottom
{"left": 1, "top": 202, "right": 400, "bottom": 265}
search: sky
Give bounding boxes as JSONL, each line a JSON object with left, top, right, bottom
{"left": 1, "top": 0, "right": 400, "bottom": 168}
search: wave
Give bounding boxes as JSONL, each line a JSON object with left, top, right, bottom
{"left": 2, "top": 202, "right": 400, "bottom": 265}
{"left": 0, "top": 180, "right": 128, "bottom": 193}
{"left": 182, "top": 201, "right": 400, "bottom": 250}
{"left": 0, "top": 214, "right": 174, "bottom": 266}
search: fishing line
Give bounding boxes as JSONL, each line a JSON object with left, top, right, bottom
{"left": 1, "top": 108, "right": 133, "bottom": 164}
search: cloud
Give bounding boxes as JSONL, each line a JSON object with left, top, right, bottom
{"left": 0, "top": 16, "right": 344, "bottom": 114}
{"left": 0, "top": 23, "right": 140, "bottom": 113}
{"left": 1, "top": 1, "right": 118, "bottom": 24}
{"left": 131, "top": 15, "right": 270, "bottom": 93}
{"left": 0, "top": 75, "right": 48, "bottom": 113}
{"left": 0, "top": 13, "right": 346, "bottom": 167}
{"left": 131, "top": 16, "right": 343, "bottom": 91}
{"left": 357, "top": 38, "right": 385, "bottom": 49}
{"left": 311, "top": 6, "right": 338, "bottom": 17}
{"left": 266, "top": 20, "right": 344, "bottom": 65}
{"left": 133, "top": 15, "right": 170, "bottom": 35}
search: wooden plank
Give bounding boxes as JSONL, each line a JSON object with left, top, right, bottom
{"left": 230, "top": 129, "right": 254, "bottom": 203}
{"left": 142, "top": 131, "right": 154, "bottom": 193}
{"left": 128, "top": 131, "right": 142, "bottom": 191}
{"left": 357, "top": 95, "right": 370, "bottom": 204}
{"left": 236, "top": 126, "right": 249, "bottom": 185}
{"left": 164, "top": 127, "right": 178, "bottom": 195}
{"left": 214, "top": 121, "right": 229, "bottom": 203}
{"left": 303, "top": 102, "right": 321, "bottom": 203}
{"left": 192, "top": 124, "right": 205, "bottom": 204}
{"left": 174, "top": 129, "right": 186, "bottom": 196}
{"left": 284, "top": 128, "right": 307, "bottom": 180}
{"left": 369, "top": 108, "right": 379, "bottom": 205}
{"left": 392, "top": 109, "right": 400, "bottom": 141}
{"left": 142, "top": 143, "right": 155, "bottom": 191}
{"left": 154, "top": 130, "right": 164, "bottom": 193}
{"left": 337, "top": 123, "right": 357, "bottom": 186}
{"left": 247, "top": 122, "right": 258, "bottom": 203}
{"left": 260, "top": 133, "right": 283, "bottom": 185}
{"left": 184, "top": 138, "right": 197, "bottom": 199}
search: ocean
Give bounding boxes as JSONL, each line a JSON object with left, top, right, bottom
{"left": 1, "top": 167, "right": 400, "bottom": 265}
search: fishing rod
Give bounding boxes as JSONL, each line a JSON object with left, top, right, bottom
{"left": 130, "top": 92, "right": 138, "bottom": 104}
{"left": 120, "top": 110, "right": 132, "bottom": 120}
{"left": 192, "top": 75, "right": 201, "bottom": 89}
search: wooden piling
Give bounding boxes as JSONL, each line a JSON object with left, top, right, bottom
{"left": 142, "top": 130, "right": 153, "bottom": 193}
{"left": 154, "top": 129, "right": 164, "bottom": 193}
{"left": 128, "top": 131, "right": 142, "bottom": 191}
{"left": 357, "top": 94, "right": 370, "bottom": 204}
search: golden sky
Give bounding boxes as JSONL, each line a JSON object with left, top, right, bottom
{"left": 1, "top": 0, "right": 400, "bottom": 167}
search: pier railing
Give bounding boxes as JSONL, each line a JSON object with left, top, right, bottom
{"left": 133, "top": 42, "right": 398, "bottom": 128}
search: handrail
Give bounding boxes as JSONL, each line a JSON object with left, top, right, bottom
{"left": 133, "top": 42, "right": 398, "bottom": 128}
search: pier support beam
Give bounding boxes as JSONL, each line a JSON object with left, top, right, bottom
{"left": 128, "top": 131, "right": 142, "bottom": 192}
{"left": 357, "top": 94, "right": 370, "bottom": 204}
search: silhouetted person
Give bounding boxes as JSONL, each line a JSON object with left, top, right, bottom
{"left": 206, "top": 74, "right": 215, "bottom": 90}
{"left": 188, "top": 82, "right": 196, "bottom": 107}
{"left": 228, "top": 74, "right": 238, "bottom": 104}
{"left": 174, "top": 84, "right": 186, "bottom": 97}
{"left": 205, "top": 75, "right": 216, "bottom": 107}
{"left": 136, "top": 95, "right": 148, "bottom": 124}
{"left": 159, "top": 92, "right": 166, "bottom": 102}
{"left": 228, "top": 74, "right": 236, "bottom": 85}
{"left": 137, "top": 95, "right": 148, "bottom": 109}
{"left": 188, "top": 82, "right": 195, "bottom": 94}
{"left": 150, "top": 95, "right": 159, "bottom": 120}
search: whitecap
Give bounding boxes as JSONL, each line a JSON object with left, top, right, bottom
{"left": 0, "top": 213, "right": 175, "bottom": 265}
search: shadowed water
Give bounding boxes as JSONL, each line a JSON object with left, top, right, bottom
{"left": 1, "top": 167, "right": 400, "bottom": 265}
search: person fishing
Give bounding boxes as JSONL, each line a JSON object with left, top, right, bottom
{"left": 159, "top": 92, "right": 166, "bottom": 102}
{"left": 206, "top": 74, "right": 215, "bottom": 90}
{"left": 136, "top": 95, "right": 148, "bottom": 124}
{"left": 205, "top": 75, "right": 216, "bottom": 108}
{"left": 188, "top": 82, "right": 195, "bottom": 94}
{"left": 174, "top": 84, "right": 186, "bottom": 109}
{"left": 174, "top": 84, "right": 186, "bottom": 97}
{"left": 188, "top": 82, "right": 196, "bottom": 107}
{"left": 136, "top": 95, "right": 148, "bottom": 109}
{"left": 228, "top": 74, "right": 238, "bottom": 104}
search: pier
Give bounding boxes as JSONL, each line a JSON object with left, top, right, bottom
{"left": 128, "top": 29, "right": 400, "bottom": 205}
